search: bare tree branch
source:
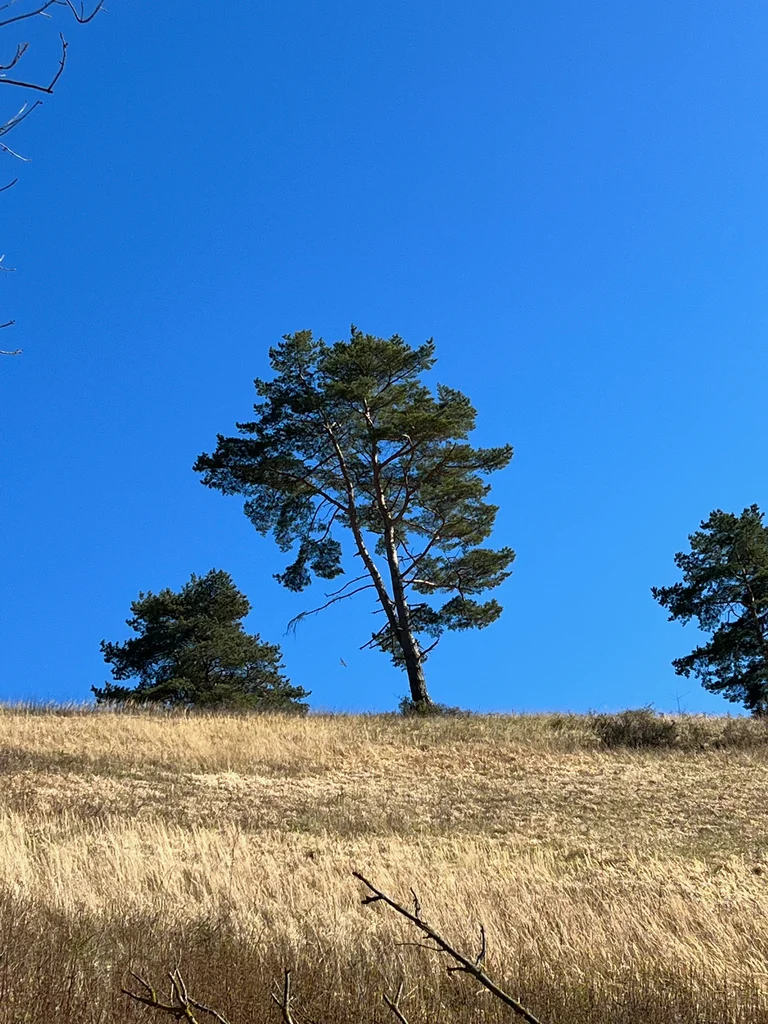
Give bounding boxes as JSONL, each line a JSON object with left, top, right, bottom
{"left": 0, "top": 40, "right": 27, "bottom": 70}
{"left": 0, "top": 0, "right": 60, "bottom": 31}
{"left": 323, "top": 572, "right": 370, "bottom": 599}
{"left": 0, "top": 0, "right": 103, "bottom": 344}
{"left": 287, "top": 583, "right": 375, "bottom": 634}
{"left": 62, "top": 0, "right": 103, "bottom": 24}
{"left": 354, "top": 872, "right": 545, "bottom": 1024}
{"left": 0, "top": 0, "right": 101, "bottom": 30}
{"left": 0, "top": 31, "right": 67, "bottom": 92}
{"left": 0, "top": 314, "right": 19, "bottom": 352}
{"left": 0, "top": 101, "right": 41, "bottom": 140}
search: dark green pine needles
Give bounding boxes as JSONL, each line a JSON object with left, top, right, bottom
{"left": 195, "top": 327, "right": 514, "bottom": 708}
{"left": 95, "top": 569, "right": 309, "bottom": 712}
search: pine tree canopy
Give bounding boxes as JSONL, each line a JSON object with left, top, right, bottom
{"left": 194, "top": 327, "right": 514, "bottom": 706}
{"left": 94, "top": 569, "right": 309, "bottom": 712}
{"left": 652, "top": 505, "right": 768, "bottom": 715}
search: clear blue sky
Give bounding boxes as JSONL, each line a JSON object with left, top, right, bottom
{"left": 1, "top": 1, "right": 766, "bottom": 713}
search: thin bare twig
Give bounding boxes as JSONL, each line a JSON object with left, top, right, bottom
{"left": 0, "top": 41, "right": 27, "bottom": 70}
{"left": 0, "top": 315, "right": 19, "bottom": 351}
{"left": 0, "top": 0, "right": 101, "bottom": 30}
{"left": 0, "top": 101, "right": 41, "bottom": 140}
{"left": 354, "top": 872, "right": 545, "bottom": 1024}
{"left": 62, "top": 0, "right": 104, "bottom": 24}
{"left": 0, "top": 0, "right": 59, "bottom": 31}
{"left": 0, "top": 0, "right": 101, "bottom": 351}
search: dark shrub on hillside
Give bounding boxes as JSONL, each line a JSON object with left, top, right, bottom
{"left": 397, "top": 697, "right": 469, "bottom": 717}
{"left": 590, "top": 707, "right": 679, "bottom": 748}
{"left": 713, "top": 716, "right": 768, "bottom": 749}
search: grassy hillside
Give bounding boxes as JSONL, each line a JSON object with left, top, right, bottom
{"left": 0, "top": 707, "right": 767, "bottom": 1022}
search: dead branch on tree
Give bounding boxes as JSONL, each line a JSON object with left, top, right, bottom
{"left": 0, "top": 314, "right": 18, "bottom": 353}
{"left": 354, "top": 871, "right": 545, "bottom": 1024}
{"left": 123, "top": 969, "right": 233, "bottom": 1024}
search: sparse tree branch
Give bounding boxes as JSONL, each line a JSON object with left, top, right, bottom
{"left": 0, "top": 31, "right": 67, "bottom": 92}
{"left": 324, "top": 572, "right": 370, "bottom": 599}
{"left": 287, "top": 583, "right": 376, "bottom": 634}
{"left": 378, "top": 435, "right": 416, "bottom": 469}
{"left": 0, "top": 0, "right": 101, "bottom": 30}
{"left": 398, "top": 525, "right": 446, "bottom": 580}
{"left": 0, "top": 0, "right": 102, "bottom": 345}
{"left": 0, "top": 101, "right": 41, "bottom": 140}
{"left": 354, "top": 872, "right": 544, "bottom": 1024}
{"left": 62, "top": 0, "right": 103, "bottom": 24}
{"left": 0, "top": 314, "right": 18, "bottom": 353}
{"left": 0, "top": 0, "right": 60, "bottom": 30}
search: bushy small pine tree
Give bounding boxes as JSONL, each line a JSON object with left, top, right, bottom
{"left": 94, "top": 569, "right": 308, "bottom": 713}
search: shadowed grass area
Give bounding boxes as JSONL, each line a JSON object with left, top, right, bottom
{"left": 0, "top": 705, "right": 766, "bottom": 1022}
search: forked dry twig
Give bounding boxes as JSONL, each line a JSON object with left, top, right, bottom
{"left": 354, "top": 871, "right": 545, "bottom": 1024}
{"left": 382, "top": 981, "right": 411, "bottom": 1024}
{"left": 270, "top": 969, "right": 297, "bottom": 1024}
{"left": 123, "top": 969, "right": 233, "bottom": 1024}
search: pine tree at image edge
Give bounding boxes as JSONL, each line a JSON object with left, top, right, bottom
{"left": 653, "top": 505, "right": 768, "bottom": 716}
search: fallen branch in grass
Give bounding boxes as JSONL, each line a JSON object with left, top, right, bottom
{"left": 354, "top": 871, "right": 544, "bottom": 1024}
{"left": 382, "top": 981, "right": 411, "bottom": 1024}
{"left": 123, "top": 969, "right": 232, "bottom": 1024}
{"left": 123, "top": 873, "right": 546, "bottom": 1024}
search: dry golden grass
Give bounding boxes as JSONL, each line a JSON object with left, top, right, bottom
{"left": 0, "top": 706, "right": 767, "bottom": 1022}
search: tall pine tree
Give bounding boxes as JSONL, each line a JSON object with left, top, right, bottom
{"left": 195, "top": 327, "right": 514, "bottom": 708}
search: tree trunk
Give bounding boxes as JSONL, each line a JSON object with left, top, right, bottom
{"left": 363, "top": 403, "right": 433, "bottom": 708}
{"left": 400, "top": 628, "right": 431, "bottom": 706}
{"left": 382, "top": 521, "right": 432, "bottom": 707}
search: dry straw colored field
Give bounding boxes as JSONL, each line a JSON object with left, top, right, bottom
{"left": 0, "top": 707, "right": 767, "bottom": 1022}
